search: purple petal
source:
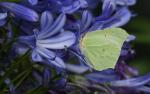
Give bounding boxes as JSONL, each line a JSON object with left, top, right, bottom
{"left": 48, "top": 57, "right": 66, "bottom": 68}
{"left": 14, "top": 43, "right": 29, "bottom": 55}
{"left": 116, "top": 0, "right": 136, "bottom": 6}
{"left": 43, "top": 68, "right": 51, "bottom": 87}
{"left": 66, "top": 64, "right": 89, "bottom": 74}
{"left": 18, "top": 35, "right": 35, "bottom": 48}
{"left": 28, "top": 0, "right": 38, "bottom": 5}
{"left": 110, "top": 73, "right": 150, "bottom": 87}
{"left": 126, "top": 35, "right": 136, "bottom": 42}
{"left": 31, "top": 49, "right": 43, "bottom": 62}
{"left": 0, "top": 13, "right": 7, "bottom": 26}
{"left": 81, "top": 10, "right": 93, "bottom": 31}
{"left": 78, "top": 0, "right": 88, "bottom": 8}
{"left": 61, "top": 1, "right": 80, "bottom": 14}
{"left": 38, "top": 13, "right": 66, "bottom": 39}
{"left": 111, "top": 7, "right": 132, "bottom": 27}
{"left": 85, "top": 69, "right": 119, "bottom": 83}
{"left": 137, "top": 86, "right": 150, "bottom": 93}
{"left": 0, "top": 13, "right": 7, "bottom": 19}
{"left": 35, "top": 47, "right": 55, "bottom": 60}
{"left": 32, "top": 47, "right": 65, "bottom": 68}
{"left": 32, "top": 71, "right": 42, "bottom": 85}
{"left": 86, "top": 0, "right": 100, "bottom": 8}
{"left": 101, "top": 0, "right": 116, "bottom": 19}
{"left": 37, "top": 31, "right": 76, "bottom": 49}
{"left": 0, "top": 2, "right": 39, "bottom": 22}
{"left": 40, "top": 11, "right": 53, "bottom": 32}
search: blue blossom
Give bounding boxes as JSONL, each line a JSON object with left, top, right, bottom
{"left": 115, "top": 0, "right": 136, "bottom": 6}
{"left": 91, "top": 0, "right": 132, "bottom": 30}
{"left": 16, "top": 11, "right": 76, "bottom": 68}
{"left": 47, "top": 0, "right": 88, "bottom": 13}
{"left": 43, "top": 68, "right": 51, "bottom": 87}
{"left": 61, "top": 0, "right": 88, "bottom": 14}
{"left": 0, "top": 2, "right": 39, "bottom": 22}
{"left": 66, "top": 63, "right": 90, "bottom": 74}
{"left": 0, "top": 13, "right": 7, "bottom": 26}
{"left": 2, "top": 0, "right": 149, "bottom": 94}
{"left": 85, "top": 69, "right": 119, "bottom": 83}
{"left": 28, "top": 0, "right": 38, "bottom": 5}
{"left": 110, "top": 73, "right": 150, "bottom": 88}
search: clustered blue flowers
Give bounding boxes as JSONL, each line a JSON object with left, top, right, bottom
{"left": 0, "top": 0, "right": 150, "bottom": 94}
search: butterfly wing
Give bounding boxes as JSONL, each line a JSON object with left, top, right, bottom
{"left": 81, "top": 28, "right": 129, "bottom": 70}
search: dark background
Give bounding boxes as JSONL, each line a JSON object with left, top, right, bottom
{"left": 125, "top": 0, "right": 150, "bottom": 74}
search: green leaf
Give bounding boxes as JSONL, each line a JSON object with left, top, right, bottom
{"left": 12, "top": 68, "right": 32, "bottom": 88}
{"left": 80, "top": 28, "right": 129, "bottom": 70}
{"left": 0, "top": 50, "right": 30, "bottom": 85}
{"left": 24, "top": 87, "right": 48, "bottom": 94}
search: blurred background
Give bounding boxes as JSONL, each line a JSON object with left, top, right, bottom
{"left": 125, "top": 0, "right": 150, "bottom": 75}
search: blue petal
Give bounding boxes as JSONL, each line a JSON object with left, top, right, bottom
{"left": 18, "top": 35, "right": 35, "bottom": 48}
{"left": 0, "top": 13, "right": 7, "bottom": 20}
{"left": 86, "top": 0, "right": 100, "bottom": 8}
{"left": 61, "top": 0, "right": 88, "bottom": 14}
{"left": 47, "top": 57, "right": 66, "bottom": 69}
{"left": 40, "top": 11, "right": 53, "bottom": 32}
{"left": 92, "top": 7, "right": 131, "bottom": 29}
{"left": 137, "top": 86, "right": 150, "bottom": 93}
{"left": 115, "top": 62, "right": 138, "bottom": 79}
{"left": 110, "top": 73, "right": 150, "bottom": 87}
{"left": 0, "top": 13, "right": 7, "bottom": 26}
{"left": 85, "top": 69, "right": 119, "bottom": 83}
{"left": 38, "top": 13, "right": 66, "bottom": 39}
{"left": 66, "top": 64, "right": 89, "bottom": 74}
{"left": 34, "top": 47, "right": 55, "bottom": 60}
{"left": 32, "top": 71, "right": 42, "bottom": 85}
{"left": 81, "top": 10, "right": 93, "bottom": 32}
{"left": 43, "top": 68, "right": 51, "bottom": 87}
{"left": 14, "top": 43, "right": 29, "bottom": 55}
{"left": 61, "top": 1, "right": 81, "bottom": 14}
{"left": 0, "top": 2, "right": 39, "bottom": 22}
{"left": 78, "top": 0, "right": 88, "bottom": 8}
{"left": 116, "top": 0, "right": 136, "bottom": 6}
{"left": 101, "top": 0, "right": 116, "bottom": 19}
{"left": 32, "top": 47, "right": 65, "bottom": 68}
{"left": 37, "top": 31, "right": 76, "bottom": 49}
{"left": 126, "top": 35, "right": 136, "bottom": 42}
{"left": 54, "top": 78, "right": 67, "bottom": 89}
{"left": 0, "top": 20, "right": 6, "bottom": 27}
{"left": 31, "top": 49, "right": 43, "bottom": 62}
{"left": 28, "top": 0, "right": 38, "bottom": 5}
{"left": 110, "top": 7, "right": 132, "bottom": 27}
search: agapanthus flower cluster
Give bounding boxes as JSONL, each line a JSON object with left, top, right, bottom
{"left": 0, "top": 0, "right": 150, "bottom": 94}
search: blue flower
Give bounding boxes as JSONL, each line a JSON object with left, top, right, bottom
{"left": 43, "top": 68, "right": 51, "bottom": 87}
{"left": 85, "top": 69, "right": 119, "bottom": 83}
{"left": 115, "top": 0, "right": 136, "bottom": 6}
{"left": 16, "top": 11, "right": 76, "bottom": 68}
{"left": 110, "top": 73, "right": 150, "bottom": 87}
{"left": 47, "top": 0, "right": 88, "bottom": 13}
{"left": 0, "top": 0, "right": 146, "bottom": 93}
{"left": 28, "top": 0, "right": 38, "bottom": 5}
{"left": 91, "top": 0, "right": 132, "bottom": 30}
{"left": 0, "top": 13, "right": 7, "bottom": 26}
{"left": 61, "top": 0, "right": 88, "bottom": 14}
{"left": 0, "top": 2, "right": 39, "bottom": 22}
